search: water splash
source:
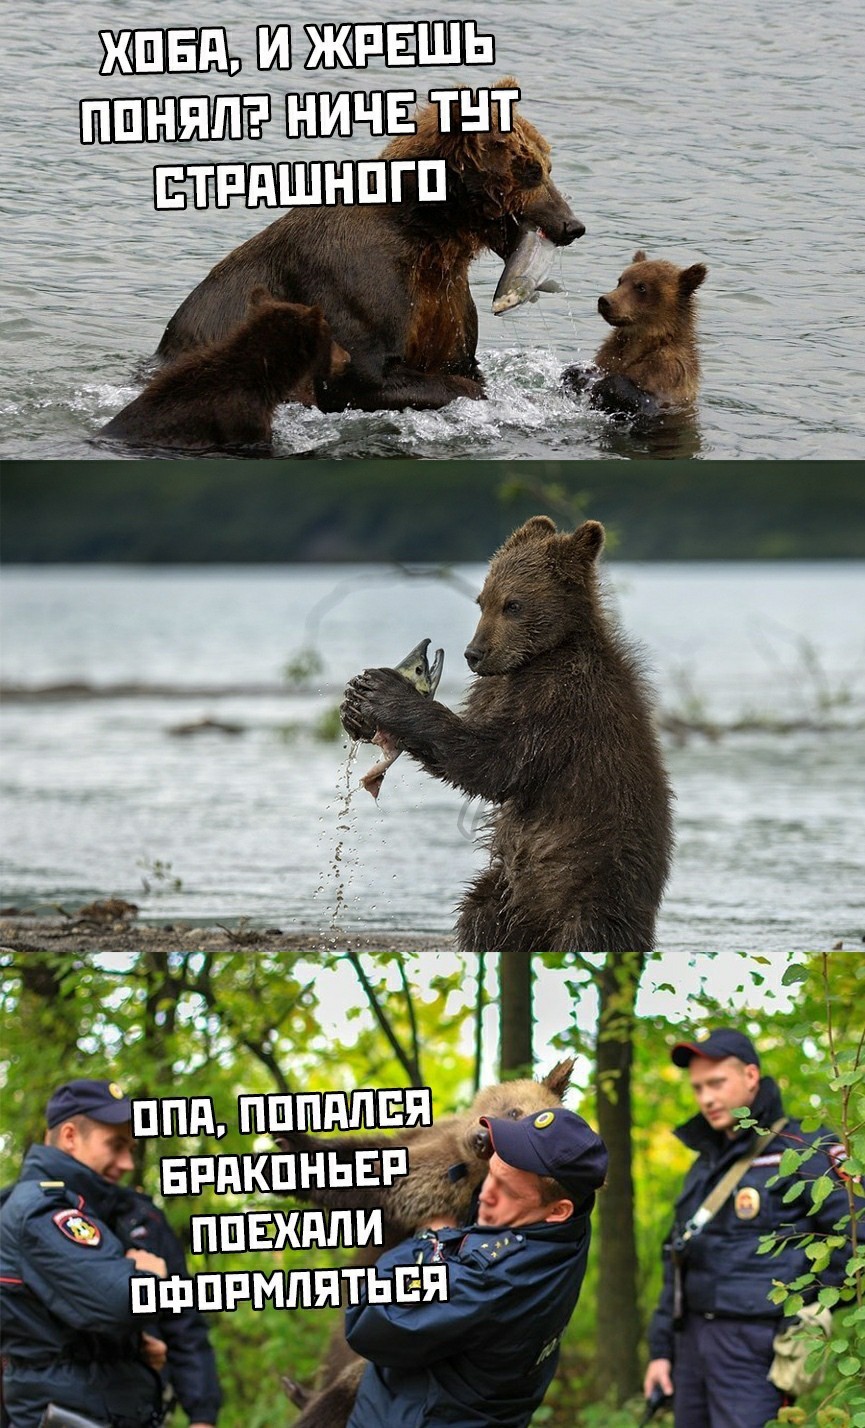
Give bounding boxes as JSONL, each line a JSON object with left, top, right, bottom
{"left": 327, "top": 738, "right": 360, "bottom": 944}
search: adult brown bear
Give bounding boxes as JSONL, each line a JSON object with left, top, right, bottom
{"left": 342, "top": 517, "right": 674, "bottom": 953}
{"left": 277, "top": 1060, "right": 576, "bottom": 1428}
{"left": 155, "top": 79, "right": 583, "bottom": 412}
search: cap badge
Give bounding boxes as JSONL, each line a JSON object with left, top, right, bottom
{"left": 108, "top": 1083, "right": 124, "bottom": 1099}
{"left": 533, "top": 1111, "right": 555, "bottom": 1129}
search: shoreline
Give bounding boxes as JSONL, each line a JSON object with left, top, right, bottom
{"left": 0, "top": 915, "right": 452, "bottom": 954}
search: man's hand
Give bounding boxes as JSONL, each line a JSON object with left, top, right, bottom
{"left": 140, "top": 1332, "right": 168, "bottom": 1371}
{"left": 125, "top": 1247, "right": 167, "bottom": 1277}
{"left": 421, "top": 1217, "right": 456, "bottom": 1232}
{"left": 643, "top": 1358, "right": 674, "bottom": 1398}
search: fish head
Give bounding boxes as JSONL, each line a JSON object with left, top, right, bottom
{"left": 492, "top": 282, "right": 534, "bottom": 315}
{"left": 394, "top": 637, "right": 433, "bottom": 693}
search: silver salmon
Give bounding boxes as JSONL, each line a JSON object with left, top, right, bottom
{"left": 360, "top": 638, "right": 444, "bottom": 799}
{"left": 492, "top": 228, "right": 564, "bottom": 315}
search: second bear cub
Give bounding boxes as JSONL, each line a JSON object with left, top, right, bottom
{"left": 563, "top": 251, "right": 707, "bottom": 414}
{"left": 99, "top": 289, "right": 349, "bottom": 451}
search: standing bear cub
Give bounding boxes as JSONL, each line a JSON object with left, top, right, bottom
{"left": 563, "top": 251, "right": 707, "bottom": 415}
{"left": 99, "top": 289, "right": 349, "bottom": 451}
{"left": 343, "top": 517, "right": 673, "bottom": 953}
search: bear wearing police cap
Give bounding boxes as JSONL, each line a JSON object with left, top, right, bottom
{"left": 644, "top": 1028, "right": 851, "bottom": 1428}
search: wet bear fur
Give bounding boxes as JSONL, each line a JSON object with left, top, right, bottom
{"left": 277, "top": 1059, "right": 575, "bottom": 1424}
{"left": 155, "top": 80, "right": 584, "bottom": 412}
{"left": 100, "top": 290, "right": 349, "bottom": 451}
{"left": 563, "top": 251, "right": 707, "bottom": 416}
{"left": 342, "top": 518, "right": 673, "bottom": 953}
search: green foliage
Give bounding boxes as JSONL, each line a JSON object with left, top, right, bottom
{"left": 2, "top": 951, "right": 861, "bottom": 1426}
{"left": 283, "top": 647, "right": 325, "bottom": 690}
{"left": 137, "top": 857, "right": 183, "bottom": 895}
{"left": 762, "top": 952, "right": 865, "bottom": 1428}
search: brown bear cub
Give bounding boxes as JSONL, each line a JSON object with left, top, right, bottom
{"left": 563, "top": 251, "right": 707, "bottom": 415}
{"left": 343, "top": 518, "right": 673, "bottom": 954}
{"left": 277, "top": 1061, "right": 575, "bottom": 1428}
{"left": 99, "top": 289, "right": 349, "bottom": 450}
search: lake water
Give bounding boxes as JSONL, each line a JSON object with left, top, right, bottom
{"left": 1, "top": 562, "right": 863, "bottom": 950}
{"left": 3, "top": 0, "right": 864, "bottom": 460}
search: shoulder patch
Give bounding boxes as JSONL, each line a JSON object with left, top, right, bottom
{"left": 474, "top": 1233, "right": 523, "bottom": 1265}
{"left": 53, "top": 1209, "right": 102, "bottom": 1247}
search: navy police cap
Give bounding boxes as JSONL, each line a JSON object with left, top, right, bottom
{"left": 480, "top": 1107, "right": 608, "bottom": 1204}
{"left": 46, "top": 1078, "right": 132, "bottom": 1129}
{"left": 671, "top": 1028, "right": 760, "bottom": 1068}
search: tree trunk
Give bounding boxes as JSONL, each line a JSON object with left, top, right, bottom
{"left": 498, "top": 951, "right": 533, "bottom": 1076}
{"left": 595, "top": 951, "right": 644, "bottom": 1403}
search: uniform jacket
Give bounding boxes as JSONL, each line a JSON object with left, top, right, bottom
{"left": 113, "top": 1190, "right": 220, "bottom": 1425}
{"left": 0, "top": 1144, "right": 163, "bottom": 1428}
{"left": 345, "top": 1205, "right": 594, "bottom": 1428}
{"left": 647, "top": 1077, "right": 850, "bottom": 1361}
{"left": 0, "top": 1151, "right": 221, "bottom": 1428}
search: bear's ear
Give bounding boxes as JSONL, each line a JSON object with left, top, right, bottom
{"left": 503, "top": 515, "right": 557, "bottom": 550}
{"left": 247, "top": 285, "right": 273, "bottom": 312}
{"left": 632, "top": 249, "right": 648, "bottom": 264}
{"left": 565, "top": 520, "right": 605, "bottom": 564}
{"left": 493, "top": 74, "right": 521, "bottom": 107}
{"left": 541, "top": 1058, "right": 575, "bottom": 1100}
{"left": 679, "top": 263, "right": 707, "bottom": 298}
{"left": 307, "top": 304, "right": 325, "bottom": 323}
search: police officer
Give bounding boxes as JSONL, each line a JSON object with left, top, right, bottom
{"left": 344, "top": 1106, "right": 609, "bottom": 1428}
{"left": 0, "top": 1080, "right": 220, "bottom": 1428}
{"left": 644, "top": 1028, "right": 851, "bottom": 1428}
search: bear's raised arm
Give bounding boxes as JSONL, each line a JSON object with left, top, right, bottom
{"left": 341, "top": 669, "right": 523, "bottom": 804}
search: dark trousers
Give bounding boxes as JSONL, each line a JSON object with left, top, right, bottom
{"left": 673, "top": 1316, "right": 786, "bottom": 1428}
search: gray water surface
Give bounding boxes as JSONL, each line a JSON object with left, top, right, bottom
{"left": 3, "top": 0, "right": 864, "bottom": 459}
{"left": 1, "top": 562, "right": 863, "bottom": 950}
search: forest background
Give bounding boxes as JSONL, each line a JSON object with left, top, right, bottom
{"left": 3, "top": 462, "right": 864, "bottom": 562}
{"left": 1, "top": 949, "right": 862, "bottom": 1427}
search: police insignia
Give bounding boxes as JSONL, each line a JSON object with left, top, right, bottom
{"left": 53, "top": 1209, "right": 102, "bottom": 1247}
{"left": 734, "top": 1187, "right": 760, "bottom": 1220}
{"left": 108, "top": 1082, "right": 124, "bottom": 1099}
{"left": 534, "top": 1111, "right": 555, "bottom": 1129}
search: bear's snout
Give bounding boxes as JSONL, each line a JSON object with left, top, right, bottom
{"left": 464, "top": 644, "right": 485, "bottom": 672}
{"left": 598, "top": 293, "right": 629, "bottom": 327}
{"left": 470, "top": 1124, "right": 493, "bottom": 1159}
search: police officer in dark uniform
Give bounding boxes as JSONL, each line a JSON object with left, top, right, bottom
{"left": 111, "top": 1193, "right": 220, "bottom": 1428}
{"left": 344, "top": 1106, "right": 609, "bottom": 1428}
{"left": 644, "top": 1029, "right": 851, "bottom": 1428}
{"left": 0, "top": 1081, "right": 220, "bottom": 1428}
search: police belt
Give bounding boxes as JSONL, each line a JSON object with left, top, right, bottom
{"left": 670, "top": 1116, "right": 788, "bottom": 1328}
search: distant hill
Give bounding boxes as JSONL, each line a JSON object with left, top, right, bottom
{"left": 1, "top": 460, "right": 862, "bottom": 561}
